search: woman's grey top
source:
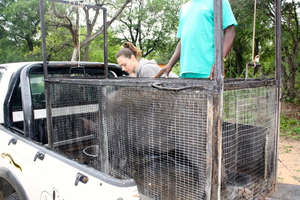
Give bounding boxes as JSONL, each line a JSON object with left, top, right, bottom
{"left": 136, "top": 58, "right": 178, "bottom": 78}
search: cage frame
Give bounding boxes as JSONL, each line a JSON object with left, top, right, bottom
{"left": 39, "top": 0, "right": 282, "bottom": 199}
{"left": 210, "top": 0, "right": 282, "bottom": 199}
{"left": 39, "top": 0, "right": 109, "bottom": 147}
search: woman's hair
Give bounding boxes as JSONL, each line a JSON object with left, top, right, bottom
{"left": 116, "top": 42, "right": 142, "bottom": 59}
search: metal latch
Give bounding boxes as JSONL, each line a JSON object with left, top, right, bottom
{"left": 75, "top": 172, "right": 89, "bottom": 186}
{"left": 8, "top": 138, "right": 17, "bottom": 146}
{"left": 34, "top": 151, "right": 45, "bottom": 162}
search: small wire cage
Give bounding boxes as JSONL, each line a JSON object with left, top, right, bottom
{"left": 46, "top": 77, "right": 278, "bottom": 200}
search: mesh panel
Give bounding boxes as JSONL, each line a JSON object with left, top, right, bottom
{"left": 47, "top": 79, "right": 278, "bottom": 200}
{"left": 222, "top": 86, "right": 277, "bottom": 199}
{"left": 103, "top": 87, "right": 208, "bottom": 199}
{"left": 49, "top": 82, "right": 209, "bottom": 200}
{"left": 49, "top": 83, "right": 101, "bottom": 168}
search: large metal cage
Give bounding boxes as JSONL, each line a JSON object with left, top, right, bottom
{"left": 44, "top": 78, "right": 278, "bottom": 200}
{"left": 39, "top": 0, "right": 282, "bottom": 199}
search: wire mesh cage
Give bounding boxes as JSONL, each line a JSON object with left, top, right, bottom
{"left": 46, "top": 77, "right": 278, "bottom": 200}
{"left": 38, "top": 0, "right": 282, "bottom": 199}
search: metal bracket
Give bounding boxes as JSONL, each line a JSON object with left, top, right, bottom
{"left": 34, "top": 151, "right": 45, "bottom": 162}
{"left": 75, "top": 172, "right": 89, "bottom": 186}
{"left": 8, "top": 138, "right": 17, "bottom": 146}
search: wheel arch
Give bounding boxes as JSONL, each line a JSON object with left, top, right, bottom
{"left": 0, "top": 167, "right": 29, "bottom": 200}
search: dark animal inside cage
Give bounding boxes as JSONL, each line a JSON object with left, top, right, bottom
{"left": 104, "top": 87, "right": 208, "bottom": 199}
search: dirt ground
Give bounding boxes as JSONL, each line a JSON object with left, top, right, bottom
{"left": 278, "top": 137, "right": 300, "bottom": 185}
{"left": 278, "top": 103, "right": 300, "bottom": 185}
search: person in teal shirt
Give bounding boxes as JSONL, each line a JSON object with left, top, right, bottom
{"left": 156, "top": 0, "right": 237, "bottom": 79}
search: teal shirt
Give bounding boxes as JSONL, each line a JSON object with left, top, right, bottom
{"left": 177, "top": 0, "right": 237, "bottom": 77}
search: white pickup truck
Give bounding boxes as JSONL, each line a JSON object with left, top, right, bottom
{"left": 0, "top": 62, "right": 139, "bottom": 200}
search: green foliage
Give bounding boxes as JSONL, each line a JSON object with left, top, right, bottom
{"left": 0, "top": 38, "right": 27, "bottom": 63}
{"left": 0, "top": 0, "right": 40, "bottom": 63}
{"left": 27, "top": 27, "right": 74, "bottom": 61}
{"left": 114, "top": 0, "right": 182, "bottom": 58}
{"left": 280, "top": 1, "right": 300, "bottom": 103}
{"left": 0, "top": 0, "right": 298, "bottom": 105}
{"left": 280, "top": 114, "right": 300, "bottom": 140}
{"left": 283, "top": 145, "right": 293, "bottom": 153}
{"left": 0, "top": 0, "right": 40, "bottom": 51}
{"left": 226, "top": 0, "right": 275, "bottom": 78}
{"left": 87, "top": 31, "right": 123, "bottom": 63}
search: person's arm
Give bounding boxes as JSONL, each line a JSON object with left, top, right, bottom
{"left": 223, "top": 25, "right": 235, "bottom": 58}
{"left": 155, "top": 41, "right": 181, "bottom": 78}
{"left": 209, "top": 25, "right": 236, "bottom": 79}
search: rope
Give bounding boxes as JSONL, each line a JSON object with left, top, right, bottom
{"left": 246, "top": 0, "right": 257, "bottom": 79}
{"left": 251, "top": 0, "right": 257, "bottom": 63}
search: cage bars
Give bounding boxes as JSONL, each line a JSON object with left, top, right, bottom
{"left": 38, "top": 0, "right": 283, "bottom": 199}
{"left": 40, "top": 0, "right": 109, "bottom": 147}
{"left": 211, "top": 0, "right": 224, "bottom": 199}
{"left": 274, "top": 0, "right": 282, "bottom": 192}
{"left": 40, "top": 0, "right": 54, "bottom": 147}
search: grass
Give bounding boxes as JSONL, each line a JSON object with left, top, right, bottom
{"left": 283, "top": 145, "right": 293, "bottom": 153}
{"left": 292, "top": 176, "right": 300, "bottom": 183}
{"left": 280, "top": 114, "right": 300, "bottom": 140}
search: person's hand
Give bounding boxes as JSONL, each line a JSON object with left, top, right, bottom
{"left": 154, "top": 64, "right": 172, "bottom": 78}
{"left": 209, "top": 64, "right": 215, "bottom": 80}
{"left": 209, "top": 64, "right": 225, "bottom": 80}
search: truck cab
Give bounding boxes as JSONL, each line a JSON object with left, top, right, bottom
{"left": 0, "top": 62, "right": 138, "bottom": 200}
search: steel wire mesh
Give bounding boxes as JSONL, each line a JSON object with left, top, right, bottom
{"left": 222, "top": 86, "right": 277, "bottom": 199}
{"left": 47, "top": 79, "right": 278, "bottom": 200}
{"left": 103, "top": 87, "right": 209, "bottom": 200}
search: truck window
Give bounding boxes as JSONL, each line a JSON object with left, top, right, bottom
{"left": 29, "top": 74, "right": 45, "bottom": 109}
{"left": 29, "top": 73, "right": 48, "bottom": 143}
{"left": 10, "top": 81, "right": 24, "bottom": 132}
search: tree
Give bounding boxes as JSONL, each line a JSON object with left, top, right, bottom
{"left": 114, "top": 0, "right": 182, "bottom": 58}
{"left": 281, "top": 0, "right": 300, "bottom": 102}
{"left": 49, "top": 0, "right": 132, "bottom": 61}
{"left": 229, "top": 0, "right": 299, "bottom": 102}
{"left": 228, "top": 0, "right": 275, "bottom": 78}
{"left": 0, "top": 0, "right": 40, "bottom": 51}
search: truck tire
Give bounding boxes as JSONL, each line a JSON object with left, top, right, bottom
{"left": 7, "top": 192, "right": 19, "bottom": 200}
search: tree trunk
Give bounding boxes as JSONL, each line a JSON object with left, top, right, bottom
{"left": 71, "top": 46, "right": 79, "bottom": 61}
{"left": 80, "top": 0, "right": 132, "bottom": 48}
{"left": 26, "top": 36, "right": 34, "bottom": 51}
{"left": 233, "top": 43, "right": 243, "bottom": 75}
{"left": 83, "top": 45, "right": 90, "bottom": 61}
{"left": 287, "top": 62, "right": 297, "bottom": 100}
